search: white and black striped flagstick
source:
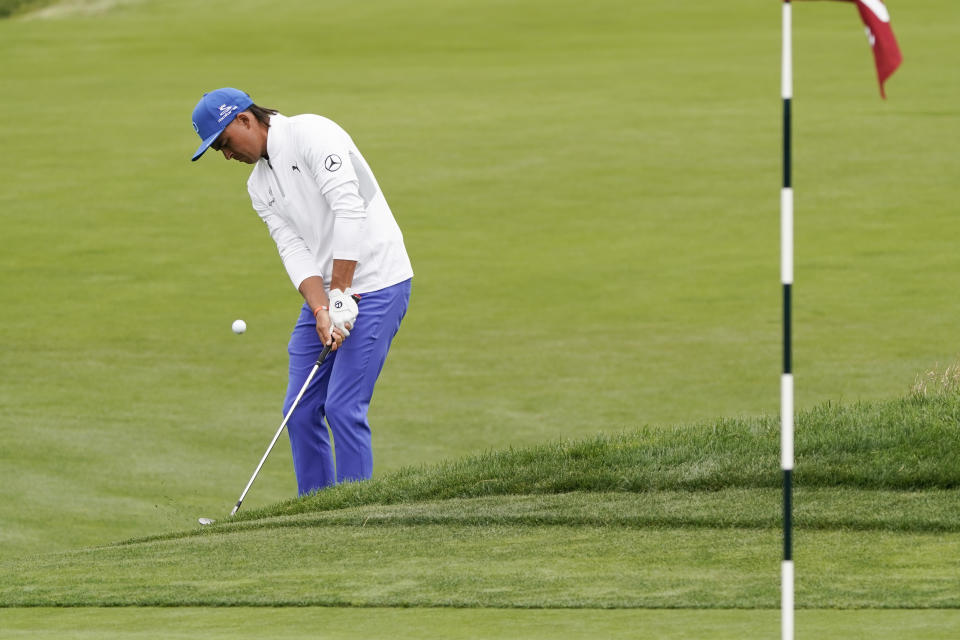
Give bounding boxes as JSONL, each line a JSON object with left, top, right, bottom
{"left": 780, "top": 1, "right": 795, "bottom": 639}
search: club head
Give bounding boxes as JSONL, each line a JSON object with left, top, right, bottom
{"left": 198, "top": 517, "right": 216, "bottom": 526}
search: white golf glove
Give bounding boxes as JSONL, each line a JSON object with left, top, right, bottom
{"left": 328, "top": 289, "right": 359, "bottom": 338}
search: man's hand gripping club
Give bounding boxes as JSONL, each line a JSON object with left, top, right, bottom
{"left": 299, "top": 259, "right": 360, "bottom": 352}
{"left": 312, "top": 290, "right": 359, "bottom": 351}
{"left": 328, "top": 289, "right": 359, "bottom": 337}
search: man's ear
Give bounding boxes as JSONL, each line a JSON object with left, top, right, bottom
{"left": 235, "top": 112, "right": 252, "bottom": 128}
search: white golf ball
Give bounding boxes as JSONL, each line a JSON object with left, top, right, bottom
{"left": 232, "top": 319, "right": 247, "bottom": 334}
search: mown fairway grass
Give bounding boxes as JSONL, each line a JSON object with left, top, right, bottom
{"left": 4, "top": 490, "right": 960, "bottom": 609}
{"left": 2, "top": 0, "right": 960, "bottom": 637}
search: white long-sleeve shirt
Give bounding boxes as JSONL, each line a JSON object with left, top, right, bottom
{"left": 247, "top": 113, "right": 413, "bottom": 294}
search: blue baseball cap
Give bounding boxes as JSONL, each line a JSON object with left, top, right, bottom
{"left": 190, "top": 88, "right": 254, "bottom": 161}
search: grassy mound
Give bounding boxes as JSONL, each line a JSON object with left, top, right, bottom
{"left": 235, "top": 392, "right": 960, "bottom": 523}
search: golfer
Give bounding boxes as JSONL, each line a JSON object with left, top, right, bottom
{"left": 190, "top": 88, "right": 413, "bottom": 495}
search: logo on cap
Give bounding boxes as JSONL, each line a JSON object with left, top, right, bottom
{"left": 192, "top": 121, "right": 199, "bottom": 133}
{"left": 217, "top": 103, "right": 239, "bottom": 123}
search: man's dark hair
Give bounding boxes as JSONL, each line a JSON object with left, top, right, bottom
{"left": 249, "top": 104, "right": 278, "bottom": 126}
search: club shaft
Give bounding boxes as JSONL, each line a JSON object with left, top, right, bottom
{"left": 230, "top": 344, "right": 331, "bottom": 516}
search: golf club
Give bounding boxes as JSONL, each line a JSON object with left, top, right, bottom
{"left": 198, "top": 342, "right": 332, "bottom": 526}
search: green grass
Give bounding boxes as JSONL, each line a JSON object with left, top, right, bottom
{"left": 146, "top": 489, "right": 960, "bottom": 536}
{"left": 3, "top": 523, "right": 959, "bottom": 609}
{"left": 1, "top": 609, "right": 956, "bottom": 640}
{"left": 1, "top": 0, "right": 959, "bottom": 561}
{"left": 243, "top": 392, "right": 960, "bottom": 524}
{"left": 2, "top": 0, "right": 960, "bottom": 636}
{"left": 3, "top": 397, "right": 960, "bottom": 609}
{"left": 0, "top": 0, "right": 47, "bottom": 18}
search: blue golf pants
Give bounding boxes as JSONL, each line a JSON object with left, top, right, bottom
{"left": 284, "top": 279, "right": 411, "bottom": 496}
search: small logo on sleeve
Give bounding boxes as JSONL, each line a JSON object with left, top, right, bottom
{"left": 324, "top": 155, "right": 342, "bottom": 172}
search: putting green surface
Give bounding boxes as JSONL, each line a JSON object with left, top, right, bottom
{"left": 1, "top": 609, "right": 959, "bottom": 640}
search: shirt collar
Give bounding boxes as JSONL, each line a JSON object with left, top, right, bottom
{"left": 265, "top": 113, "right": 288, "bottom": 161}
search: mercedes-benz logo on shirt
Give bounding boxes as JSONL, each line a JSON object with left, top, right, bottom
{"left": 324, "top": 155, "right": 342, "bottom": 172}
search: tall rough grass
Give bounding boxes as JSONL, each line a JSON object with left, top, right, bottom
{"left": 911, "top": 362, "right": 960, "bottom": 397}
{"left": 241, "top": 388, "right": 960, "bottom": 522}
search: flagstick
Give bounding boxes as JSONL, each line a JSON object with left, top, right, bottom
{"left": 781, "top": 1, "right": 795, "bottom": 640}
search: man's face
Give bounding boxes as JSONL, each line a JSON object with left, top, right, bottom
{"left": 211, "top": 113, "right": 262, "bottom": 164}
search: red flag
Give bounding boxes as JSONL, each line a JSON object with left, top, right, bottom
{"left": 848, "top": 0, "right": 903, "bottom": 98}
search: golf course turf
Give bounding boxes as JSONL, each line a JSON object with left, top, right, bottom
{"left": 2, "top": 0, "right": 959, "bottom": 637}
